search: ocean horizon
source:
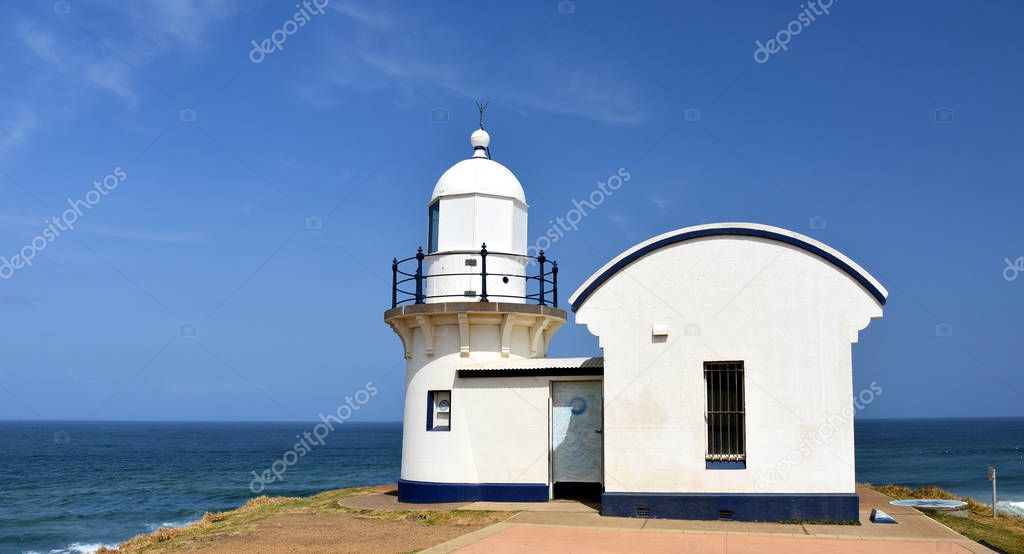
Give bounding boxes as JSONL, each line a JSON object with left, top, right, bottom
{"left": 3, "top": 415, "right": 1016, "bottom": 423}
{"left": 2, "top": 417, "right": 1021, "bottom": 554}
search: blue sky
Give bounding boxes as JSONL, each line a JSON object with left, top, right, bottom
{"left": 0, "top": 0, "right": 1021, "bottom": 422}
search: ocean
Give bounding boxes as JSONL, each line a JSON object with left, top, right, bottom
{"left": 0, "top": 418, "right": 1021, "bottom": 554}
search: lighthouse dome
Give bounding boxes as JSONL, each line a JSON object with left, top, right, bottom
{"left": 430, "top": 130, "right": 527, "bottom": 205}
{"left": 430, "top": 159, "right": 527, "bottom": 205}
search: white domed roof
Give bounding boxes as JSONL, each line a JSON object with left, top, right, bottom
{"left": 430, "top": 130, "right": 527, "bottom": 205}
{"left": 431, "top": 159, "right": 526, "bottom": 204}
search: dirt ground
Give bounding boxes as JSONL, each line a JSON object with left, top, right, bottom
{"left": 181, "top": 511, "right": 507, "bottom": 553}
{"left": 103, "top": 486, "right": 514, "bottom": 554}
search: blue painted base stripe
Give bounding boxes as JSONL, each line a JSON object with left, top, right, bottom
{"left": 397, "top": 479, "right": 549, "bottom": 503}
{"left": 705, "top": 461, "right": 746, "bottom": 470}
{"left": 602, "top": 492, "right": 859, "bottom": 522}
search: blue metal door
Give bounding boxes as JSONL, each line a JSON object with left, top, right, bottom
{"left": 552, "top": 381, "right": 603, "bottom": 483}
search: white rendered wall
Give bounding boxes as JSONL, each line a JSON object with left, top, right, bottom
{"left": 425, "top": 194, "right": 528, "bottom": 303}
{"left": 574, "top": 236, "right": 882, "bottom": 495}
{"left": 400, "top": 322, "right": 581, "bottom": 486}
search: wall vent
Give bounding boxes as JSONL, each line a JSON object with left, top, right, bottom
{"left": 718, "top": 509, "right": 733, "bottom": 521}
{"left": 634, "top": 507, "right": 651, "bottom": 518}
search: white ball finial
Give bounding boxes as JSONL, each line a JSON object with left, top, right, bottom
{"left": 470, "top": 129, "right": 490, "bottom": 159}
{"left": 471, "top": 129, "right": 490, "bottom": 149}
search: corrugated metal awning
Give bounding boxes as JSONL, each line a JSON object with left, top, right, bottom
{"left": 457, "top": 356, "right": 603, "bottom": 378}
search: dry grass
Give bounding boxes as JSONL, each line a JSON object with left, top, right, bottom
{"left": 871, "top": 483, "right": 1024, "bottom": 553}
{"left": 98, "top": 486, "right": 513, "bottom": 553}
{"left": 96, "top": 495, "right": 302, "bottom": 553}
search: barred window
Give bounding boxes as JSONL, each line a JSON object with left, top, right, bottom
{"left": 704, "top": 361, "right": 745, "bottom": 463}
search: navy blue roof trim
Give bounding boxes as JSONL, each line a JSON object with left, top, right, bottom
{"left": 458, "top": 366, "right": 603, "bottom": 378}
{"left": 571, "top": 227, "right": 886, "bottom": 312}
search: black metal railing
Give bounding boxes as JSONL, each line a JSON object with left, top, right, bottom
{"left": 391, "top": 244, "right": 558, "bottom": 308}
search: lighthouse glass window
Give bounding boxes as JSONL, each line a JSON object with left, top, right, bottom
{"left": 427, "top": 202, "right": 440, "bottom": 253}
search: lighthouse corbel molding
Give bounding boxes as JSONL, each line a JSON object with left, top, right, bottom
{"left": 499, "top": 313, "right": 516, "bottom": 357}
{"left": 388, "top": 319, "right": 414, "bottom": 360}
{"left": 458, "top": 313, "right": 470, "bottom": 357}
{"left": 384, "top": 302, "right": 566, "bottom": 360}
{"left": 414, "top": 314, "right": 434, "bottom": 356}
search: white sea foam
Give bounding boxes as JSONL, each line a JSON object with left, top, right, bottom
{"left": 37, "top": 520, "right": 197, "bottom": 554}
{"left": 997, "top": 500, "right": 1024, "bottom": 517}
{"left": 144, "top": 518, "right": 197, "bottom": 532}
{"left": 44, "top": 543, "right": 107, "bottom": 554}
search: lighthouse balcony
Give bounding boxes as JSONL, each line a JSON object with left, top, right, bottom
{"left": 391, "top": 245, "right": 558, "bottom": 308}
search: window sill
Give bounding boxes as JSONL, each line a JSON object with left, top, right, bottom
{"left": 428, "top": 426, "right": 450, "bottom": 432}
{"left": 706, "top": 460, "right": 746, "bottom": 470}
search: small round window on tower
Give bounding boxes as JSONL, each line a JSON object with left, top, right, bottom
{"left": 502, "top": 276, "right": 509, "bottom": 284}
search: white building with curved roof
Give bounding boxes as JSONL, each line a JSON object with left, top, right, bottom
{"left": 385, "top": 121, "right": 886, "bottom": 523}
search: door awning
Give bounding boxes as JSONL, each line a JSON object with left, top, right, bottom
{"left": 456, "top": 357, "right": 603, "bottom": 378}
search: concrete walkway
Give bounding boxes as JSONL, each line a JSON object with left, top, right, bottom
{"left": 416, "top": 486, "right": 990, "bottom": 553}
{"left": 339, "top": 490, "right": 598, "bottom": 514}
{"left": 440, "top": 524, "right": 979, "bottom": 553}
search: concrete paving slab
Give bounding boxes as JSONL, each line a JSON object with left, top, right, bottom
{"left": 452, "top": 525, "right": 977, "bottom": 553}
{"left": 338, "top": 491, "right": 470, "bottom": 512}
{"left": 338, "top": 486, "right": 596, "bottom": 513}
{"left": 420, "top": 522, "right": 515, "bottom": 554}
{"left": 806, "top": 514, "right": 964, "bottom": 540}
{"left": 857, "top": 485, "right": 925, "bottom": 515}
{"left": 509, "top": 511, "right": 646, "bottom": 529}
{"left": 640, "top": 518, "right": 805, "bottom": 535}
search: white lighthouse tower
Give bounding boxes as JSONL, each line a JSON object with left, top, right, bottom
{"left": 385, "top": 116, "right": 568, "bottom": 503}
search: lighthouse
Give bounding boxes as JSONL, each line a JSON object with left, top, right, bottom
{"left": 385, "top": 118, "right": 568, "bottom": 503}
{"left": 384, "top": 112, "right": 886, "bottom": 520}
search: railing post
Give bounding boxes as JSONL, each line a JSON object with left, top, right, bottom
{"left": 551, "top": 261, "right": 558, "bottom": 308}
{"left": 537, "top": 250, "right": 547, "bottom": 306}
{"left": 392, "top": 257, "right": 398, "bottom": 308}
{"left": 479, "top": 243, "right": 488, "bottom": 302}
{"left": 415, "top": 247, "right": 425, "bottom": 304}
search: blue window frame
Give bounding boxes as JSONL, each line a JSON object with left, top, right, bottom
{"left": 427, "top": 390, "right": 451, "bottom": 431}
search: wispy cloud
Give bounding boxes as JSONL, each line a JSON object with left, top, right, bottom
{"left": 19, "top": 22, "right": 139, "bottom": 104}
{"left": 303, "top": 9, "right": 649, "bottom": 125}
{"left": 486, "top": 66, "right": 647, "bottom": 125}
{"left": 0, "top": 214, "right": 44, "bottom": 226}
{"left": 648, "top": 194, "right": 671, "bottom": 213}
{"left": 86, "top": 227, "right": 205, "bottom": 244}
{"left": 608, "top": 213, "right": 630, "bottom": 228}
{"left": 83, "top": 59, "right": 140, "bottom": 104}
{"left": 0, "top": 106, "right": 38, "bottom": 155}
{"left": 333, "top": 2, "right": 394, "bottom": 28}
{"left": 2, "top": 1, "right": 236, "bottom": 154}
{"left": 0, "top": 214, "right": 203, "bottom": 244}
{"left": 106, "top": 0, "right": 237, "bottom": 51}
{"left": 0, "top": 294, "right": 42, "bottom": 307}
